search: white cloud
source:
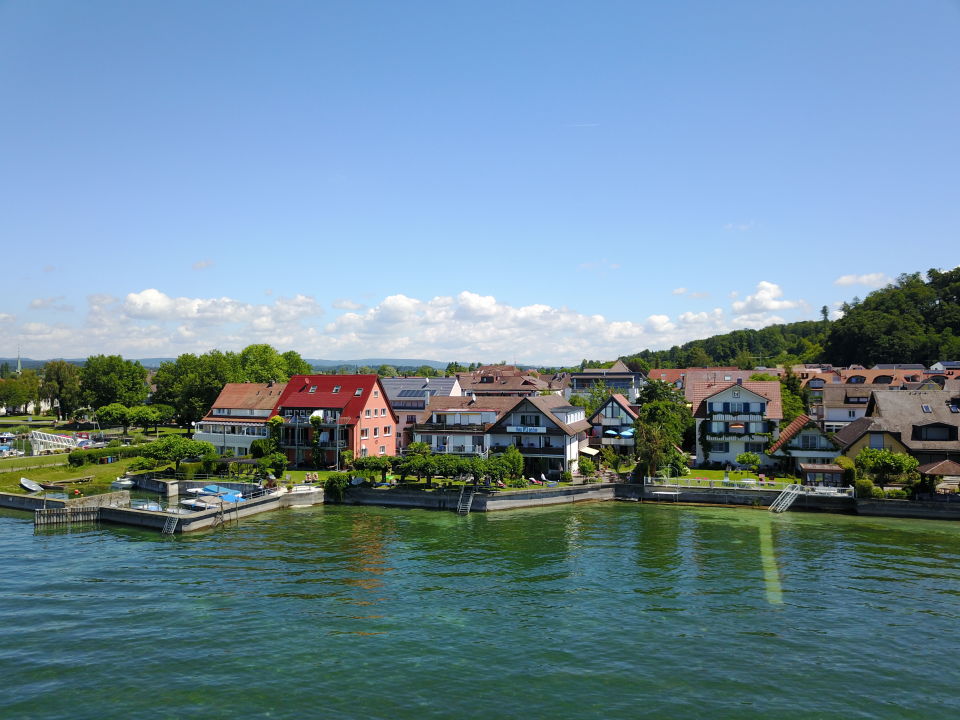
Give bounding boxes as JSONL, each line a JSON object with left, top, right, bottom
{"left": 4, "top": 285, "right": 814, "bottom": 365}
{"left": 731, "top": 281, "right": 800, "bottom": 314}
{"left": 724, "top": 220, "right": 755, "bottom": 232}
{"left": 0, "top": 313, "right": 14, "bottom": 323}
{"left": 833, "top": 273, "right": 891, "bottom": 288}
{"left": 192, "top": 259, "right": 215, "bottom": 271}
{"left": 332, "top": 298, "right": 365, "bottom": 311}
{"left": 672, "top": 287, "right": 687, "bottom": 295}
{"left": 29, "top": 296, "right": 74, "bottom": 312}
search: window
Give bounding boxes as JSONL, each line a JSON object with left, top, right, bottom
{"left": 332, "top": 385, "right": 341, "bottom": 394}
{"left": 848, "top": 410, "right": 857, "bottom": 418}
{"left": 355, "top": 388, "right": 363, "bottom": 396}
{"left": 745, "top": 442, "right": 765, "bottom": 453}
{"left": 361, "top": 446, "right": 368, "bottom": 457}
{"left": 379, "top": 445, "right": 386, "bottom": 455}
{"left": 406, "top": 415, "right": 417, "bottom": 424}
{"left": 869, "top": 433, "right": 884, "bottom": 450}
{"left": 373, "top": 427, "right": 379, "bottom": 437}
{"left": 732, "top": 389, "right": 740, "bottom": 398}
{"left": 709, "top": 441, "right": 729, "bottom": 453}
{"left": 381, "top": 408, "right": 387, "bottom": 416}
{"left": 373, "top": 390, "right": 379, "bottom": 398}
{"left": 384, "top": 426, "right": 392, "bottom": 435}
{"left": 360, "top": 428, "right": 369, "bottom": 439}
{"left": 919, "top": 426, "right": 950, "bottom": 441}
{"left": 921, "top": 404, "right": 932, "bottom": 413}
{"left": 519, "top": 414, "right": 541, "bottom": 426}
{"left": 308, "top": 385, "right": 317, "bottom": 394}
{"left": 365, "top": 409, "right": 371, "bottom": 418}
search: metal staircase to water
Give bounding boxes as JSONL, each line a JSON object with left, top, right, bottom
{"left": 456, "top": 484, "right": 476, "bottom": 515}
{"left": 769, "top": 484, "right": 803, "bottom": 513}
{"left": 161, "top": 516, "right": 179, "bottom": 534}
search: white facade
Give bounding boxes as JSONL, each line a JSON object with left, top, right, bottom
{"left": 695, "top": 385, "right": 780, "bottom": 468}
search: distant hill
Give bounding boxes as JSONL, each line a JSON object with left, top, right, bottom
{"left": 0, "top": 357, "right": 450, "bottom": 371}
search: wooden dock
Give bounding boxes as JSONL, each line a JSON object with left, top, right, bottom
{"left": 35, "top": 506, "right": 101, "bottom": 526}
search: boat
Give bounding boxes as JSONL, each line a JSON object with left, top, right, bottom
{"left": 20, "top": 478, "right": 43, "bottom": 494}
{"left": 186, "top": 484, "right": 237, "bottom": 497}
{"left": 111, "top": 477, "right": 136, "bottom": 490}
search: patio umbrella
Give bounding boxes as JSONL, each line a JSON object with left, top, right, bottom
{"left": 604, "top": 429, "right": 619, "bottom": 436}
{"left": 620, "top": 428, "right": 635, "bottom": 437}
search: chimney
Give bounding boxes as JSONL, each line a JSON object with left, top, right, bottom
{"left": 736, "top": 378, "right": 743, "bottom": 386}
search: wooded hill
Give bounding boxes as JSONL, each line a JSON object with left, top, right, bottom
{"left": 621, "top": 268, "right": 960, "bottom": 370}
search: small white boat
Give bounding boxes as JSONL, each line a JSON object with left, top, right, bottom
{"left": 111, "top": 477, "right": 136, "bottom": 490}
{"left": 20, "top": 478, "right": 43, "bottom": 494}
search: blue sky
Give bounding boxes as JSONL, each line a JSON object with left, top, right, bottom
{"left": 2, "top": 1, "right": 958, "bottom": 365}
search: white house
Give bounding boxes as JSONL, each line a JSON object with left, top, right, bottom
{"left": 691, "top": 380, "right": 782, "bottom": 468}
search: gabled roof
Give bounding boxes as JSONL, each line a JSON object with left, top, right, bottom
{"left": 524, "top": 395, "right": 592, "bottom": 435}
{"left": 688, "top": 381, "right": 783, "bottom": 419}
{"left": 832, "top": 417, "right": 879, "bottom": 448}
{"left": 379, "top": 376, "right": 460, "bottom": 402}
{"left": 588, "top": 394, "right": 639, "bottom": 424}
{"left": 918, "top": 459, "right": 960, "bottom": 475}
{"left": 768, "top": 414, "right": 837, "bottom": 454}
{"left": 202, "top": 382, "right": 287, "bottom": 420}
{"left": 275, "top": 374, "right": 386, "bottom": 422}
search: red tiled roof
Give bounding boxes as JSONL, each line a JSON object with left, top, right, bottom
{"left": 275, "top": 374, "right": 382, "bottom": 422}
{"left": 768, "top": 414, "right": 811, "bottom": 454}
{"left": 688, "top": 381, "right": 782, "bottom": 419}
{"left": 202, "top": 382, "right": 287, "bottom": 420}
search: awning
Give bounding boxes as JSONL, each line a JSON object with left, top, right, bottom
{"left": 580, "top": 446, "right": 599, "bottom": 456}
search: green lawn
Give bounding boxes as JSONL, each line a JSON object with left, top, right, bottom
{"left": 0, "top": 457, "right": 143, "bottom": 495}
{"left": 648, "top": 468, "right": 794, "bottom": 489}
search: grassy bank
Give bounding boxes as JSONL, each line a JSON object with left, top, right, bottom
{"left": 0, "top": 458, "right": 142, "bottom": 495}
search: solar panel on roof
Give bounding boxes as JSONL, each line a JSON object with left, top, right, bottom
{"left": 398, "top": 389, "right": 424, "bottom": 397}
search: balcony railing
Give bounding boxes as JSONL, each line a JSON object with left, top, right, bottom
{"left": 490, "top": 444, "right": 564, "bottom": 456}
{"left": 432, "top": 444, "right": 485, "bottom": 455}
{"left": 413, "top": 422, "right": 486, "bottom": 432}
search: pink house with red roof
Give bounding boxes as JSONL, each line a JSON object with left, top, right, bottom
{"left": 275, "top": 374, "right": 399, "bottom": 467}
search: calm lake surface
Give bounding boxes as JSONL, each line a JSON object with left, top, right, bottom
{"left": 1, "top": 502, "right": 959, "bottom": 719}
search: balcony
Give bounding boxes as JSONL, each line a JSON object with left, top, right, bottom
{"left": 432, "top": 444, "right": 485, "bottom": 455}
{"left": 490, "top": 444, "right": 564, "bottom": 456}
{"left": 413, "top": 422, "right": 486, "bottom": 433}
{"left": 601, "top": 438, "right": 634, "bottom": 447}
{"left": 706, "top": 413, "right": 766, "bottom": 422}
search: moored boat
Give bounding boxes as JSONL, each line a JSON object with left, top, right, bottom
{"left": 20, "top": 478, "right": 43, "bottom": 494}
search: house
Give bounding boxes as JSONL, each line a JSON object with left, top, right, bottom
{"left": 411, "top": 394, "right": 591, "bottom": 479}
{"left": 587, "top": 394, "right": 639, "bottom": 454}
{"left": 456, "top": 365, "right": 565, "bottom": 397}
{"left": 833, "top": 390, "right": 960, "bottom": 466}
{"left": 193, "top": 382, "right": 287, "bottom": 456}
{"left": 380, "top": 376, "right": 462, "bottom": 451}
{"left": 817, "top": 385, "right": 876, "bottom": 433}
{"left": 567, "top": 360, "right": 646, "bottom": 402}
{"left": 767, "top": 414, "right": 840, "bottom": 475}
{"left": 690, "top": 379, "right": 782, "bottom": 468}
{"left": 930, "top": 361, "right": 960, "bottom": 373}
{"left": 274, "top": 374, "right": 398, "bottom": 467}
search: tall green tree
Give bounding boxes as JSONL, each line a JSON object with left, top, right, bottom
{"left": 41, "top": 360, "right": 82, "bottom": 420}
{"left": 239, "top": 344, "right": 288, "bottom": 383}
{"left": 281, "top": 350, "right": 312, "bottom": 378}
{"left": 96, "top": 403, "right": 130, "bottom": 433}
{"left": 80, "top": 355, "right": 148, "bottom": 409}
{"left": 142, "top": 435, "right": 216, "bottom": 471}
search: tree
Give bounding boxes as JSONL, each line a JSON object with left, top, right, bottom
{"left": 499, "top": 446, "right": 524, "bottom": 480}
{"left": 376, "top": 365, "right": 398, "bottom": 377}
{"left": 354, "top": 455, "right": 393, "bottom": 482}
{"left": 0, "top": 378, "right": 30, "bottom": 413}
{"left": 128, "top": 405, "right": 159, "bottom": 433}
{"left": 281, "top": 350, "right": 312, "bottom": 378}
{"left": 735, "top": 452, "right": 760, "bottom": 473}
{"left": 96, "top": 403, "right": 130, "bottom": 433}
{"left": 151, "top": 404, "right": 175, "bottom": 432}
{"left": 406, "top": 441, "right": 431, "bottom": 456}
{"left": 257, "top": 451, "right": 288, "bottom": 479}
{"left": 41, "top": 360, "right": 82, "bottom": 420}
{"left": 239, "top": 344, "right": 289, "bottom": 383}
{"left": 142, "top": 435, "right": 216, "bottom": 471}
{"left": 633, "top": 423, "right": 672, "bottom": 478}
{"left": 80, "top": 355, "right": 148, "bottom": 409}
{"left": 579, "top": 457, "right": 597, "bottom": 477}
{"left": 152, "top": 351, "right": 241, "bottom": 429}
{"left": 854, "top": 448, "right": 919, "bottom": 486}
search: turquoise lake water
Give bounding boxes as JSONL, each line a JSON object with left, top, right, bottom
{"left": 1, "top": 502, "right": 959, "bottom": 719}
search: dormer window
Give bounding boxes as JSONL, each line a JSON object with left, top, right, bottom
{"left": 333, "top": 386, "right": 341, "bottom": 394}
{"left": 308, "top": 385, "right": 317, "bottom": 394}
{"left": 355, "top": 388, "right": 363, "bottom": 396}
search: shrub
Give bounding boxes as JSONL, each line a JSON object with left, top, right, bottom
{"left": 560, "top": 471, "right": 572, "bottom": 483}
{"left": 67, "top": 443, "right": 154, "bottom": 467}
{"left": 324, "top": 472, "right": 351, "bottom": 502}
{"left": 870, "top": 486, "right": 886, "bottom": 499}
{"left": 885, "top": 488, "right": 908, "bottom": 499}
{"left": 854, "top": 478, "right": 875, "bottom": 499}
{"left": 579, "top": 457, "right": 596, "bottom": 477}
{"left": 508, "top": 477, "right": 527, "bottom": 488}
{"left": 834, "top": 455, "right": 856, "bottom": 484}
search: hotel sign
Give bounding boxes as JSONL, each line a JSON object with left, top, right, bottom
{"left": 506, "top": 426, "right": 546, "bottom": 433}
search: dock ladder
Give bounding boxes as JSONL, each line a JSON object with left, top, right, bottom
{"left": 456, "top": 483, "right": 477, "bottom": 515}
{"left": 770, "top": 484, "right": 803, "bottom": 513}
{"left": 161, "top": 516, "right": 179, "bottom": 534}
